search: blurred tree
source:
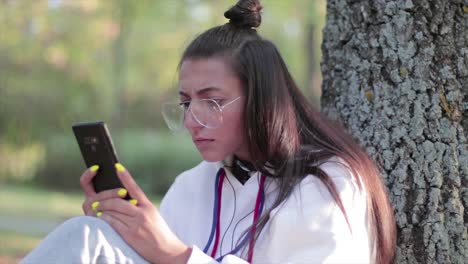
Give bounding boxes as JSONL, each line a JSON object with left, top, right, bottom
{"left": 0, "top": 0, "right": 114, "bottom": 142}
{"left": 321, "top": 0, "right": 467, "bottom": 263}
{"left": 110, "top": 0, "right": 134, "bottom": 128}
{"left": 0, "top": 0, "right": 318, "bottom": 137}
{"left": 0, "top": 0, "right": 325, "bottom": 191}
{"left": 305, "top": 0, "right": 326, "bottom": 104}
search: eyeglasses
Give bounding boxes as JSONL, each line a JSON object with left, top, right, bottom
{"left": 161, "top": 96, "right": 242, "bottom": 131}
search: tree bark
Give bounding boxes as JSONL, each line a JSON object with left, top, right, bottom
{"left": 320, "top": 0, "right": 467, "bottom": 263}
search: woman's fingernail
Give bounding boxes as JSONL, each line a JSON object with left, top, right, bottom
{"left": 118, "top": 188, "right": 127, "bottom": 197}
{"left": 90, "top": 165, "right": 100, "bottom": 172}
{"left": 96, "top": 212, "right": 102, "bottom": 217}
{"left": 91, "top": 201, "right": 99, "bottom": 211}
{"left": 129, "top": 199, "right": 138, "bottom": 206}
{"left": 115, "top": 163, "right": 125, "bottom": 172}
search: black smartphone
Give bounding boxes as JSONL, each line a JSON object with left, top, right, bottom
{"left": 72, "top": 121, "right": 127, "bottom": 195}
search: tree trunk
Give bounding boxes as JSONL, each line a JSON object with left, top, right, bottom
{"left": 112, "top": 0, "right": 134, "bottom": 128}
{"left": 306, "top": 23, "right": 322, "bottom": 103}
{"left": 320, "top": 0, "right": 467, "bottom": 263}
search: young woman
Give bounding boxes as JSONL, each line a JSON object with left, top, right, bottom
{"left": 21, "top": 0, "right": 396, "bottom": 263}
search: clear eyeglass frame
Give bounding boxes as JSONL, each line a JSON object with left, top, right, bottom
{"left": 161, "top": 96, "right": 242, "bottom": 131}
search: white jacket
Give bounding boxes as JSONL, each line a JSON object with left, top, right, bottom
{"left": 159, "top": 158, "right": 372, "bottom": 263}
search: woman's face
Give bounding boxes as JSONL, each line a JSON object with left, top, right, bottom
{"left": 178, "top": 57, "right": 249, "bottom": 162}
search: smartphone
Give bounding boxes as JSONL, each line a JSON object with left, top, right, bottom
{"left": 72, "top": 121, "right": 127, "bottom": 196}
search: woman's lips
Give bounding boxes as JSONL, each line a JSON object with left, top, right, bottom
{"left": 194, "top": 138, "right": 214, "bottom": 148}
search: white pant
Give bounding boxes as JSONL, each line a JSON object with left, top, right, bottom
{"left": 20, "top": 216, "right": 150, "bottom": 264}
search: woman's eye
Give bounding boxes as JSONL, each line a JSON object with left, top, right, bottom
{"left": 179, "top": 101, "right": 190, "bottom": 110}
{"left": 212, "top": 98, "right": 223, "bottom": 105}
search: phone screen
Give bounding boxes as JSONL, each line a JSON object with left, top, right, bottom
{"left": 72, "top": 121, "right": 126, "bottom": 194}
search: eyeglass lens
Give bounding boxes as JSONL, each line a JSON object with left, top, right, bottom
{"left": 190, "top": 99, "right": 222, "bottom": 129}
{"left": 162, "top": 99, "right": 223, "bottom": 131}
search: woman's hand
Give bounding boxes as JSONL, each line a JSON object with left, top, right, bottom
{"left": 79, "top": 164, "right": 191, "bottom": 264}
{"left": 80, "top": 165, "right": 126, "bottom": 217}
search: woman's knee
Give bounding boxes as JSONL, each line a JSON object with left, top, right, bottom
{"left": 62, "top": 215, "right": 105, "bottom": 227}
{"left": 54, "top": 215, "right": 115, "bottom": 237}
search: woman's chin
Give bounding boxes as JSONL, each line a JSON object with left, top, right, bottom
{"left": 199, "top": 152, "right": 227, "bottom": 162}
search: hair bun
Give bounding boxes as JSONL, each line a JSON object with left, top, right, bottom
{"left": 224, "top": 0, "right": 262, "bottom": 28}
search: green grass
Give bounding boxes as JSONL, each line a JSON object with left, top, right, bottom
{"left": 0, "top": 184, "right": 84, "bottom": 220}
{"left": 0, "top": 183, "right": 161, "bottom": 259}
{"left": 0, "top": 184, "right": 161, "bottom": 220}
{"left": 0, "top": 230, "right": 42, "bottom": 259}
{"left": 0, "top": 184, "right": 83, "bottom": 260}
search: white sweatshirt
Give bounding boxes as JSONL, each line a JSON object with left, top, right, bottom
{"left": 159, "top": 158, "right": 372, "bottom": 263}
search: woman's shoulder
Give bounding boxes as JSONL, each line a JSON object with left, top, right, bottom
{"left": 316, "top": 156, "right": 355, "bottom": 180}
{"left": 271, "top": 156, "right": 366, "bottom": 225}
{"left": 262, "top": 157, "right": 371, "bottom": 263}
{"left": 301, "top": 156, "right": 363, "bottom": 196}
{"left": 167, "top": 160, "right": 221, "bottom": 192}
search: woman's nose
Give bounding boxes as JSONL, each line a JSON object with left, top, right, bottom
{"left": 183, "top": 110, "right": 203, "bottom": 130}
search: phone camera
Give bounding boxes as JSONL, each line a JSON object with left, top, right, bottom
{"left": 84, "top": 136, "right": 99, "bottom": 145}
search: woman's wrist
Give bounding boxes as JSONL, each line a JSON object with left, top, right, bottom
{"left": 151, "top": 243, "right": 192, "bottom": 264}
{"left": 173, "top": 246, "right": 192, "bottom": 264}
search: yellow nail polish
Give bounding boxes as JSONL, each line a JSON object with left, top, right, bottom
{"left": 115, "top": 163, "right": 125, "bottom": 172}
{"left": 97, "top": 212, "right": 102, "bottom": 217}
{"left": 118, "top": 188, "right": 127, "bottom": 197}
{"left": 129, "top": 199, "right": 138, "bottom": 206}
{"left": 90, "top": 165, "right": 99, "bottom": 172}
{"left": 91, "top": 201, "right": 99, "bottom": 211}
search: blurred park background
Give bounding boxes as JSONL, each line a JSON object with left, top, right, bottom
{"left": 0, "top": 0, "right": 325, "bottom": 261}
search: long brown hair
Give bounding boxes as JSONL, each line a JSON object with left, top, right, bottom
{"left": 180, "top": 0, "right": 396, "bottom": 262}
